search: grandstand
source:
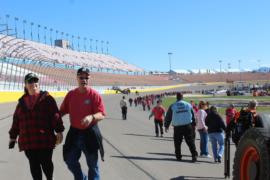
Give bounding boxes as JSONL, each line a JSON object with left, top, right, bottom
{"left": 1, "top": 15, "right": 270, "bottom": 92}
{"left": 0, "top": 32, "right": 179, "bottom": 91}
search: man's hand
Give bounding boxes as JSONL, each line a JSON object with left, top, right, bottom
{"left": 55, "top": 132, "right": 63, "bottom": 145}
{"left": 9, "top": 139, "right": 16, "bottom": 149}
{"left": 165, "top": 127, "right": 169, "bottom": 133}
{"left": 81, "top": 115, "right": 94, "bottom": 126}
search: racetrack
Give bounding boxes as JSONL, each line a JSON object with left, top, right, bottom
{"left": 0, "top": 90, "right": 235, "bottom": 180}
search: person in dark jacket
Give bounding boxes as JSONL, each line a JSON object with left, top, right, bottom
{"left": 205, "top": 106, "right": 226, "bottom": 163}
{"left": 164, "top": 92, "right": 198, "bottom": 162}
{"left": 9, "top": 73, "right": 64, "bottom": 180}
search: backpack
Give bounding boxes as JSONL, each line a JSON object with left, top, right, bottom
{"left": 231, "top": 108, "right": 253, "bottom": 145}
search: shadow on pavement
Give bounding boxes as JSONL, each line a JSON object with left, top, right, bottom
{"left": 146, "top": 152, "right": 217, "bottom": 164}
{"left": 147, "top": 152, "right": 190, "bottom": 157}
{"left": 124, "top": 133, "right": 158, "bottom": 138}
{"left": 111, "top": 155, "right": 178, "bottom": 162}
{"left": 111, "top": 155, "right": 215, "bottom": 164}
{"left": 150, "top": 137, "right": 173, "bottom": 141}
{"left": 171, "top": 175, "right": 225, "bottom": 180}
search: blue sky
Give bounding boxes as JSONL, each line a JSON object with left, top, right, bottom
{"left": 1, "top": 0, "right": 270, "bottom": 72}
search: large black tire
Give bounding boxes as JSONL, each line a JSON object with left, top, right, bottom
{"left": 233, "top": 128, "right": 270, "bottom": 180}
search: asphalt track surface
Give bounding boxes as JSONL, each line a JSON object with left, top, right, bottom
{"left": 0, "top": 89, "right": 235, "bottom": 180}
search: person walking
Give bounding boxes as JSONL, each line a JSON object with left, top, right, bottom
{"left": 149, "top": 100, "right": 166, "bottom": 137}
{"left": 9, "top": 73, "right": 64, "bottom": 180}
{"left": 205, "top": 106, "right": 226, "bottom": 163}
{"left": 164, "top": 92, "right": 198, "bottom": 162}
{"left": 60, "top": 67, "right": 106, "bottom": 180}
{"left": 225, "top": 104, "right": 237, "bottom": 126}
{"left": 120, "top": 96, "right": 128, "bottom": 120}
{"left": 196, "top": 101, "right": 211, "bottom": 158}
{"left": 128, "top": 98, "right": 133, "bottom": 107}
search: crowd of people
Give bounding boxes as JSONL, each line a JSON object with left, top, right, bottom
{"left": 8, "top": 68, "right": 262, "bottom": 179}
{"left": 119, "top": 90, "right": 262, "bottom": 164}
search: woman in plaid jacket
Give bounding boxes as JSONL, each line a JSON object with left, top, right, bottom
{"left": 9, "top": 73, "right": 64, "bottom": 180}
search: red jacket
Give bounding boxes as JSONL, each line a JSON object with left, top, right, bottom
{"left": 9, "top": 91, "right": 64, "bottom": 151}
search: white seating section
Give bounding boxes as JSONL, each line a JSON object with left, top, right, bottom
{"left": 0, "top": 34, "right": 144, "bottom": 72}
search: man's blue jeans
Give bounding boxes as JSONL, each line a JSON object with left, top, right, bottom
{"left": 198, "top": 130, "right": 209, "bottom": 156}
{"left": 209, "top": 132, "right": 225, "bottom": 160}
{"left": 64, "top": 134, "right": 99, "bottom": 180}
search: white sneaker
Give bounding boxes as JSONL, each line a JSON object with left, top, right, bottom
{"left": 200, "top": 154, "right": 212, "bottom": 158}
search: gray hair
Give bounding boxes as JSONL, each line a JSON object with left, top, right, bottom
{"left": 248, "top": 100, "right": 258, "bottom": 109}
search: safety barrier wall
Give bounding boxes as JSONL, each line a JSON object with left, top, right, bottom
{"left": 0, "top": 82, "right": 228, "bottom": 104}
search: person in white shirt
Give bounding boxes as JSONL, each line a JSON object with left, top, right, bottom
{"left": 120, "top": 96, "right": 128, "bottom": 120}
{"left": 196, "top": 101, "right": 211, "bottom": 158}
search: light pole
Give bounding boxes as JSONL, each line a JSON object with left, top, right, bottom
{"left": 5, "top": 14, "right": 10, "bottom": 35}
{"left": 37, "top": 24, "right": 41, "bottom": 42}
{"left": 23, "top": 20, "right": 26, "bottom": 40}
{"left": 49, "top": 28, "right": 53, "bottom": 46}
{"left": 30, "top": 22, "right": 34, "bottom": 40}
{"left": 227, "top": 63, "right": 231, "bottom": 73}
{"left": 83, "top": 37, "right": 87, "bottom": 52}
{"left": 238, "top": 59, "right": 242, "bottom": 82}
{"left": 77, "top": 36, "right": 80, "bottom": 51}
{"left": 55, "top": 30, "right": 58, "bottom": 40}
{"left": 106, "top": 41, "right": 109, "bottom": 55}
{"left": 89, "top": 38, "right": 93, "bottom": 52}
{"left": 71, "top": 35, "right": 74, "bottom": 49}
{"left": 218, "top": 60, "right": 222, "bottom": 73}
{"left": 96, "top": 40, "right": 98, "bottom": 53}
{"left": 44, "top": 26, "right": 47, "bottom": 44}
{"left": 66, "top": 33, "right": 69, "bottom": 48}
{"left": 168, "top": 52, "right": 172, "bottom": 73}
{"left": 257, "top": 59, "right": 261, "bottom": 70}
{"left": 101, "top": 40, "right": 104, "bottom": 54}
{"left": 14, "top": 17, "right": 18, "bottom": 38}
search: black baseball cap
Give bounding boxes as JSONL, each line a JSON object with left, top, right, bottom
{"left": 77, "top": 67, "right": 90, "bottom": 75}
{"left": 24, "top": 73, "right": 39, "bottom": 83}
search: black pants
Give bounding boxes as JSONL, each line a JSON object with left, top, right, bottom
{"left": 174, "top": 124, "right": 198, "bottom": 159}
{"left": 24, "top": 149, "right": 54, "bottom": 180}
{"left": 121, "top": 106, "right": 127, "bottom": 120}
{"left": 154, "top": 119, "right": 163, "bottom": 136}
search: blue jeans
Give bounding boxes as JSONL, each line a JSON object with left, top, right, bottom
{"left": 198, "top": 130, "right": 209, "bottom": 155}
{"left": 64, "top": 134, "right": 99, "bottom": 180}
{"left": 209, "top": 132, "right": 225, "bottom": 160}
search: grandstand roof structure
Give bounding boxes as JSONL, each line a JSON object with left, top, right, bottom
{"left": 0, "top": 34, "right": 144, "bottom": 73}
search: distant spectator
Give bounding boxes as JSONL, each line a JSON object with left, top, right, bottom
{"left": 205, "top": 106, "right": 226, "bottom": 163}
{"left": 120, "top": 96, "right": 128, "bottom": 120}
{"left": 225, "top": 104, "right": 237, "bottom": 125}
{"left": 149, "top": 100, "right": 166, "bottom": 137}
{"left": 196, "top": 101, "right": 211, "bottom": 158}
{"left": 128, "top": 98, "right": 133, "bottom": 107}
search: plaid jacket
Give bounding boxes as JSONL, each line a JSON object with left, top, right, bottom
{"left": 9, "top": 91, "right": 64, "bottom": 151}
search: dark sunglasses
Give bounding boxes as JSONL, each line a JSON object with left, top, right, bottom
{"left": 27, "top": 78, "right": 39, "bottom": 84}
{"left": 79, "top": 77, "right": 89, "bottom": 80}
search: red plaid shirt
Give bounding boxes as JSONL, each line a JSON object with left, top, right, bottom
{"left": 9, "top": 91, "right": 64, "bottom": 151}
